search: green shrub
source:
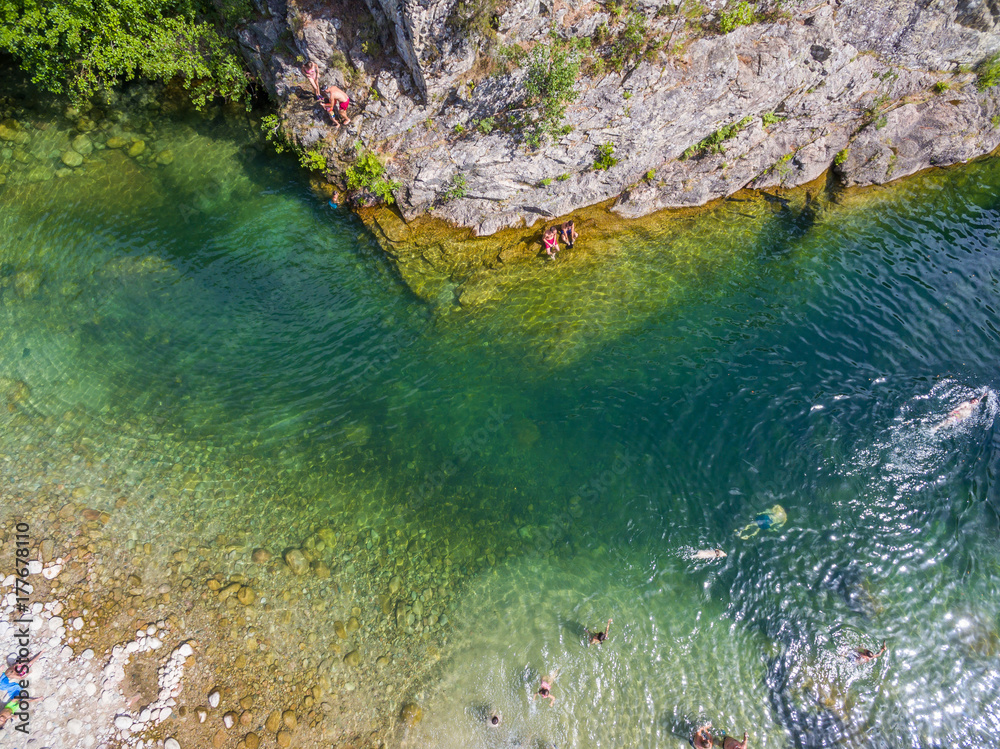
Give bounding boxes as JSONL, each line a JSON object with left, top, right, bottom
{"left": 0, "top": 0, "right": 248, "bottom": 106}
{"left": 260, "top": 114, "right": 288, "bottom": 154}
{"left": 593, "top": 143, "right": 618, "bottom": 170}
{"left": 539, "top": 177, "right": 552, "bottom": 186}
{"left": 719, "top": 1, "right": 756, "bottom": 33}
{"left": 557, "top": 173, "right": 571, "bottom": 181}
{"left": 761, "top": 111, "right": 785, "bottom": 127}
{"left": 646, "top": 168, "right": 656, "bottom": 181}
{"left": 833, "top": 149, "right": 848, "bottom": 166}
{"left": 328, "top": 51, "right": 355, "bottom": 85}
{"left": 607, "top": 12, "right": 650, "bottom": 71}
{"left": 454, "top": 122, "right": 466, "bottom": 134}
{"left": 680, "top": 115, "right": 752, "bottom": 159}
{"left": 875, "top": 115, "right": 888, "bottom": 130}
{"left": 475, "top": 116, "right": 496, "bottom": 134}
{"left": 299, "top": 149, "right": 327, "bottom": 172}
{"left": 345, "top": 149, "right": 401, "bottom": 205}
{"left": 524, "top": 42, "right": 582, "bottom": 144}
{"left": 993, "top": 114, "right": 1000, "bottom": 129}
{"left": 623, "top": 90, "right": 633, "bottom": 100}
{"left": 976, "top": 53, "right": 1000, "bottom": 91}
{"left": 932, "top": 80, "right": 950, "bottom": 93}
{"left": 442, "top": 174, "right": 468, "bottom": 201}
{"left": 447, "top": 0, "right": 498, "bottom": 43}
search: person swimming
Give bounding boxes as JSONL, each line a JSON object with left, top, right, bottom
{"left": 722, "top": 731, "right": 749, "bottom": 749}
{"left": 586, "top": 618, "right": 612, "bottom": 645}
{"left": 692, "top": 548, "right": 727, "bottom": 560}
{"left": 849, "top": 639, "right": 887, "bottom": 663}
{"left": 692, "top": 724, "right": 713, "bottom": 749}
{"left": 933, "top": 395, "right": 982, "bottom": 431}
{"left": 737, "top": 504, "right": 787, "bottom": 539}
{"left": 534, "top": 677, "right": 556, "bottom": 705}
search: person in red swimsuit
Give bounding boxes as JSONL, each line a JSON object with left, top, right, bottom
{"left": 322, "top": 85, "right": 352, "bottom": 127}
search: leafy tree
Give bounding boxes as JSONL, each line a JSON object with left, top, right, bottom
{"left": 0, "top": 0, "right": 248, "bottom": 106}
{"left": 524, "top": 42, "right": 581, "bottom": 146}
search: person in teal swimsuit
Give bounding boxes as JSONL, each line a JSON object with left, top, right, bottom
{"left": 0, "top": 653, "right": 40, "bottom": 730}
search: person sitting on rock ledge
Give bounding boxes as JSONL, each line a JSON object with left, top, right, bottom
{"left": 543, "top": 226, "right": 560, "bottom": 259}
{"left": 559, "top": 220, "right": 578, "bottom": 249}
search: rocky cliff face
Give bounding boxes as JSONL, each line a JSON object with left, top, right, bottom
{"left": 234, "top": 0, "right": 1000, "bottom": 296}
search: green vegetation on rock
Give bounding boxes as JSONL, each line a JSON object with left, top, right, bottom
{"left": 680, "top": 116, "right": 752, "bottom": 159}
{"left": 346, "top": 148, "right": 400, "bottom": 205}
{"left": 0, "top": 0, "right": 248, "bottom": 106}
{"left": 523, "top": 42, "right": 581, "bottom": 147}
{"left": 593, "top": 142, "right": 618, "bottom": 171}
{"left": 719, "top": 1, "right": 756, "bottom": 33}
{"left": 976, "top": 53, "right": 1000, "bottom": 91}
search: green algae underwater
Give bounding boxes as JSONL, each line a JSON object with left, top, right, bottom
{"left": 3, "top": 81, "right": 1000, "bottom": 748}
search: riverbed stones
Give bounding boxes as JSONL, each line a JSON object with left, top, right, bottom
{"left": 244, "top": 733, "right": 260, "bottom": 749}
{"left": 400, "top": 702, "right": 422, "bottom": 726}
{"left": 72, "top": 133, "right": 93, "bottom": 155}
{"left": 128, "top": 140, "right": 146, "bottom": 157}
{"left": 251, "top": 548, "right": 271, "bottom": 563}
{"left": 237, "top": 585, "right": 256, "bottom": 605}
{"left": 282, "top": 709, "right": 296, "bottom": 729}
{"left": 156, "top": 149, "right": 175, "bottom": 166}
{"left": 334, "top": 620, "right": 347, "bottom": 638}
{"left": 208, "top": 688, "right": 221, "bottom": 708}
{"left": 106, "top": 136, "right": 127, "bottom": 149}
{"left": 265, "top": 710, "right": 281, "bottom": 732}
{"left": 164, "top": 739, "right": 180, "bottom": 749}
{"left": 276, "top": 730, "right": 292, "bottom": 748}
{"left": 284, "top": 548, "right": 308, "bottom": 575}
{"left": 61, "top": 149, "right": 84, "bottom": 168}
{"left": 344, "top": 649, "right": 361, "bottom": 667}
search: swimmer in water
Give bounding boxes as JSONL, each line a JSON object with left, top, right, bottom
{"left": 488, "top": 711, "right": 501, "bottom": 727}
{"left": 933, "top": 395, "right": 982, "bottom": 431}
{"left": 850, "top": 640, "right": 887, "bottom": 664}
{"left": 692, "top": 725, "right": 714, "bottom": 749}
{"left": 693, "top": 548, "right": 727, "bottom": 560}
{"left": 586, "top": 619, "right": 612, "bottom": 645}
{"left": 722, "top": 731, "right": 749, "bottom": 749}
{"left": 534, "top": 677, "right": 556, "bottom": 705}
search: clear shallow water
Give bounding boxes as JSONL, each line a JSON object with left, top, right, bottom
{"left": 2, "top": 84, "right": 1000, "bottom": 748}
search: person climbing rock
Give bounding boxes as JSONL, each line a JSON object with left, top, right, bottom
{"left": 301, "top": 60, "right": 322, "bottom": 99}
{"left": 586, "top": 618, "right": 612, "bottom": 645}
{"left": 322, "top": 85, "right": 352, "bottom": 127}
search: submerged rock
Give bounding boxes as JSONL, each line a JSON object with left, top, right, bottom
{"left": 60, "top": 150, "right": 84, "bottom": 167}
{"left": 283, "top": 548, "right": 309, "bottom": 575}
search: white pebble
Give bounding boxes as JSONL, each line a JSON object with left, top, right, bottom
{"left": 148, "top": 637, "right": 162, "bottom": 650}
{"left": 165, "top": 738, "right": 181, "bottom": 749}
{"left": 27, "top": 560, "right": 42, "bottom": 575}
{"left": 48, "top": 616, "right": 64, "bottom": 631}
{"left": 73, "top": 617, "right": 84, "bottom": 630}
{"left": 82, "top": 648, "right": 94, "bottom": 659}
{"left": 68, "top": 718, "right": 83, "bottom": 734}
{"left": 84, "top": 683, "right": 97, "bottom": 696}
{"left": 114, "top": 715, "right": 133, "bottom": 730}
{"left": 178, "top": 643, "right": 193, "bottom": 658}
{"left": 223, "top": 713, "right": 235, "bottom": 728}
{"left": 207, "top": 690, "right": 220, "bottom": 708}
{"left": 159, "top": 706, "right": 172, "bottom": 721}
{"left": 138, "top": 708, "right": 151, "bottom": 723}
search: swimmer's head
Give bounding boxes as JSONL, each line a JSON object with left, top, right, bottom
{"left": 490, "top": 714, "right": 500, "bottom": 726}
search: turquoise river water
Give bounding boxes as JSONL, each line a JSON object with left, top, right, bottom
{"left": 2, "top": 81, "right": 1000, "bottom": 748}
